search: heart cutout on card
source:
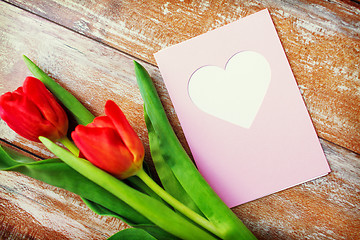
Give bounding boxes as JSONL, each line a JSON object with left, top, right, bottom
{"left": 188, "top": 51, "right": 271, "bottom": 128}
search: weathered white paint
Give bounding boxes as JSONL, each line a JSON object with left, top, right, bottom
{"left": 0, "top": 171, "right": 127, "bottom": 239}
{"left": 0, "top": 0, "right": 359, "bottom": 239}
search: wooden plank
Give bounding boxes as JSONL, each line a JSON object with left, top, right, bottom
{"left": 1, "top": 140, "right": 359, "bottom": 239}
{"left": 4, "top": 0, "right": 360, "bottom": 154}
{"left": 0, "top": 172, "right": 129, "bottom": 239}
{"left": 0, "top": 1, "right": 147, "bottom": 158}
{"left": 0, "top": 140, "right": 129, "bottom": 239}
{"left": 0, "top": 0, "right": 189, "bottom": 160}
{"left": 0, "top": 2, "right": 359, "bottom": 239}
{"left": 235, "top": 138, "right": 360, "bottom": 240}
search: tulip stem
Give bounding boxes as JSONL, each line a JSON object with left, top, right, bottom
{"left": 59, "top": 137, "right": 80, "bottom": 157}
{"left": 136, "top": 168, "right": 223, "bottom": 239}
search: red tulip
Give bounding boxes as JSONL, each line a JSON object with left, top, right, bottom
{"left": 71, "top": 100, "right": 144, "bottom": 179}
{"left": 0, "top": 76, "right": 68, "bottom": 142}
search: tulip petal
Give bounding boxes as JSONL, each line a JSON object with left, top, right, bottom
{"left": 0, "top": 90, "right": 55, "bottom": 142}
{"left": 23, "top": 55, "right": 95, "bottom": 126}
{"left": 87, "top": 116, "right": 115, "bottom": 129}
{"left": 105, "top": 100, "right": 144, "bottom": 162}
{"left": 0, "top": 77, "right": 69, "bottom": 142}
{"left": 23, "top": 76, "right": 68, "bottom": 136}
{"left": 72, "top": 125, "right": 133, "bottom": 176}
{"left": 39, "top": 136, "right": 216, "bottom": 240}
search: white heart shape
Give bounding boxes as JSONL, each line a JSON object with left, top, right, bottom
{"left": 188, "top": 51, "right": 271, "bottom": 128}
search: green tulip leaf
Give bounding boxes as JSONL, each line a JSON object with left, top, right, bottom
{"left": 0, "top": 145, "right": 36, "bottom": 168}
{"left": 107, "top": 228, "right": 157, "bottom": 240}
{"left": 39, "top": 137, "right": 217, "bottom": 240}
{"left": 108, "top": 225, "right": 181, "bottom": 240}
{"left": 133, "top": 224, "right": 181, "bottom": 240}
{"left": 134, "top": 61, "right": 256, "bottom": 240}
{"left": 126, "top": 176, "right": 164, "bottom": 204}
{"left": 144, "top": 106, "right": 202, "bottom": 215}
{"left": 0, "top": 144, "right": 182, "bottom": 240}
{"left": 0, "top": 145, "right": 148, "bottom": 225}
{"left": 22, "top": 55, "right": 95, "bottom": 125}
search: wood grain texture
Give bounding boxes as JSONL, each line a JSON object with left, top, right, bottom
{"left": 0, "top": 2, "right": 360, "bottom": 239}
{"left": 0, "top": 0, "right": 146, "bottom": 158}
{"left": 4, "top": 0, "right": 360, "bottom": 154}
{"left": 0, "top": 171, "right": 129, "bottom": 239}
{"left": 0, "top": 0, "right": 191, "bottom": 161}
{"left": 1, "top": 141, "right": 359, "bottom": 239}
{"left": 0, "top": 141, "right": 129, "bottom": 240}
{"left": 234, "top": 138, "right": 360, "bottom": 240}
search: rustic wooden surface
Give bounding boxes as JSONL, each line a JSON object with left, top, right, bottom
{"left": 0, "top": 0, "right": 359, "bottom": 239}
{"left": 5, "top": 0, "right": 360, "bottom": 154}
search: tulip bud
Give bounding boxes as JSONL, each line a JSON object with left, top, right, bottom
{"left": 71, "top": 100, "right": 144, "bottom": 179}
{"left": 0, "top": 77, "right": 68, "bottom": 142}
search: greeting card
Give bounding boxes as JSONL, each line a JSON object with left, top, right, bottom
{"left": 154, "top": 9, "right": 330, "bottom": 207}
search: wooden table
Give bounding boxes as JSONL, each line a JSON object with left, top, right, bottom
{"left": 0, "top": 0, "right": 359, "bottom": 239}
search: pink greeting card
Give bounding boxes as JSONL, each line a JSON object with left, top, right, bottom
{"left": 154, "top": 9, "right": 330, "bottom": 207}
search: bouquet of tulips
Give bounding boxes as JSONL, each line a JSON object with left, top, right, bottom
{"left": 0, "top": 56, "right": 256, "bottom": 240}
